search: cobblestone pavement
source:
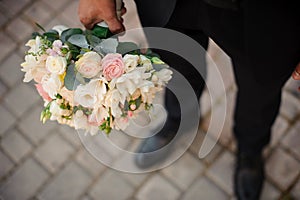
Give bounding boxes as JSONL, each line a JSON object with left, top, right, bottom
{"left": 1, "top": 0, "right": 300, "bottom": 200}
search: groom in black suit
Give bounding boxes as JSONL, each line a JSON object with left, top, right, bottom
{"left": 78, "top": 0, "right": 300, "bottom": 199}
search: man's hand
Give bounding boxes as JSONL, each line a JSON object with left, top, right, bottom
{"left": 78, "top": 0, "right": 126, "bottom": 33}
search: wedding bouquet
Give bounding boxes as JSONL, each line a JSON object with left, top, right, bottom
{"left": 20, "top": 24, "right": 172, "bottom": 135}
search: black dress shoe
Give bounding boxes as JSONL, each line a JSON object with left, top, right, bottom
{"left": 134, "top": 134, "right": 174, "bottom": 168}
{"left": 234, "top": 152, "right": 265, "bottom": 200}
{"left": 134, "top": 118, "right": 179, "bottom": 169}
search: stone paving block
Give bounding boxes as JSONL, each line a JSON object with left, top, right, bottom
{"left": 260, "top": 181, "right": 280, "bottom": 200}
{"left": 0, "top": 81, "right": 7, "bottom": 98}
{"left": 192, "top": 133, "right": 223, "bottom": 165}
{"left": 279, "top": 91, "right": 300, "bottom": 121}
{"left": 89, "top": 170, "right": 134, "bottom": 200}
{"left": 75, "top": 149, "right": 106, "bottom": 177}
{"left": 0, "top": 158, "right": 48, "bottom": 200}
{"left": 270, "top": 116, "right": 289, "bottom": 147}
{"left": 207, "top": 41, "right": 235, "bottom": 91}
{"left": 0, "top": 53, "right": 23, "bottom": 87}
{"left": 4, "top": 83, "right": 40, "bottom": 117}
{"left": 39, "top": 162, "right": 91, "bottom": 200}
{"left": 59, "top": 124, "right": 82, "bottom": 148}
{"left": 42, "top": 0, "right": 71, "bottom": 13}
{"left": 161, "top": 152, "right": 204, "bottom": 190}
{"left": 182, "top": 177, "right": 229, "bottom": 200}
{"left": 0, "top": 32, "right": 17, "bottom": 63}
{"left": 200, "top": 89, "right": 212, "bottom": 116}
{"left": 0, "top": 12, "right": 7, "bottom": 27}
{"left": 45, "top": 17, "right": 71, "bottom": 31}
{"left": 0, "top": 0, "right": 31, "bottom": 17}
{"left": 0, "top": 104, "right": 16, "bottom": 136}
{"left": 1, "top": 129, "right": 32, "bottom": 163}
{"left": 291, "top": 179, "right": 300, "bottom": 199}
{"left": 34, "top": 133, "right": 75, "bottom": 173}
{"left": 266, "top": 148, "right": 300, "bottom": 190}
{"left": 0, "top": 150, "right": 14, "bottom": 178}
{"left": 136, "top": 174, "right": 180, "bottom": 200}
{"left": 201, "top": 90, "right": 236, "bottom": 147}
{"left": 59, "top": 0, "right": 84, "bottom": 28}
{"left": 18, "top": 105, "right": 57, "bottom": 144}
{"left": 281, "top": 122, "right": 300, "bottom": 160}
{"left": 5, "top": 17, "right": 34, "bottom": 42}
{"left": 121, "top": 172, "right": 149, "bottom": 187}
{"left": 24, "top": 1, "right": 53, "bottom": 25}
{"left": 207, "top": 151, "right": 235, "bottom": 195}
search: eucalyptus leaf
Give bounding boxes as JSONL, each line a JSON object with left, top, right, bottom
{"left": 61, "top": 28, "right": 83, "bottom": 43}
{"left": 86, "top": 34, "right": 102, "bottom": 48}
{"left": 95, "top": 38, "right": 118, "bottom": 54}
{"left": 117, "top": 42, "right": 139, "bottom": 55}
{"left": 64, "top": 63, "right": 82, "bottom": 90}
{"left": 67, "top": 34, "right": 89, "bottom": 48}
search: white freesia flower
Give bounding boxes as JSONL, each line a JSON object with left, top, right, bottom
{"left": 88, "top": 105, "right": 109, "bottom": 126}
{"left": 74, "top": 110, "right": 98, "bottom": 135}
{"left": 104, "top": 89, "right": 123, "bottom": 118}
{"left": 76, "top": 52, "right": 102, "bottom": 78}
{"left": 25, "top": 36, "right": 41, "bottom": 54}
{"left": 46, "top": 55, "right": 67, "bottom": 74}
{"left": 139, "top": 55, "right": 153, "bottom": 71}
{"left": 74, "top": 78, "right": 107, "bottom": 108}
{"left": 41, "top": 74, "right": 63, "bottom": 99}
{"left": 110, "top": 67, "right": 152, "bottom": 101}
{"left": 152, "top": 68, "right": 173, "bottom": 85}
{"left": 21, "top": 54, "right": 47, "bottom": 82}
{"left": 123, "top": 54, "right": 139, "bottom": 72}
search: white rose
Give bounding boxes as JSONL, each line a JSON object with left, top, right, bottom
{"left": 41, "top": 74, "right": 63, "bottom": 99}
{"left": 46, "top": 55, "right": 67, "bottom": 75}
{"left": 75, "top": 52, "right": 102, "bottom": 78}
{"left": 139, "top": 55, "right": 153, "bottom": 71}
{"left": 123, "top": 54, "right": 139, "bottom": 72}
{"left": 74, "top": 78, "right": 107, "bottom": 108}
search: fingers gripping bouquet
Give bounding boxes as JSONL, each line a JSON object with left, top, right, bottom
{"left": 21, "top": 24, "right": 172, "bottom": 135}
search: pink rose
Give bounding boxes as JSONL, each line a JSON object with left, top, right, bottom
{"left": 102, "top": 53, "right": 125, "bottom": 81}
{"left": 35, "top": 83, "right": 52, "bottom": 102}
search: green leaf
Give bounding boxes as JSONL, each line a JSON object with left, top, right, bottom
{"left": 32, "top": 32, "right": 41, "bottom": 39}
{"left": 86, "top": 34, "right": 102, "bottom": 48}
{"left": 35, "top": 22, "right": 46, "bottom": 32}
{"left": 64, "top": 63, "right": 82, "bottom": 90}
{"left": 65, "top": 42, "right": 80, "bottom": 60}
{"left": 151, "top": 57, "right": 165, "bottom": 64}
{"left": 43, "top": 31, "right": 59, "bottom": 42}
{"left": 61, "top": 28, "right": 83, "bottom": 43}
{"left": 92, "top": 25, "right": 112, "bottom": 38}
{"left": 117, "top": 42, "right": 139, "bottom": 55}
{"left": 67, "top": 34, "right": 89, "bottom": 48}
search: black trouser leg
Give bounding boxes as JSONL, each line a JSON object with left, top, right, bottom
{"left": 231, "top": 55, "right": 292, "bottom": 156}
{"left": 154, "top": 27, "right": 209, "bottom": 136}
